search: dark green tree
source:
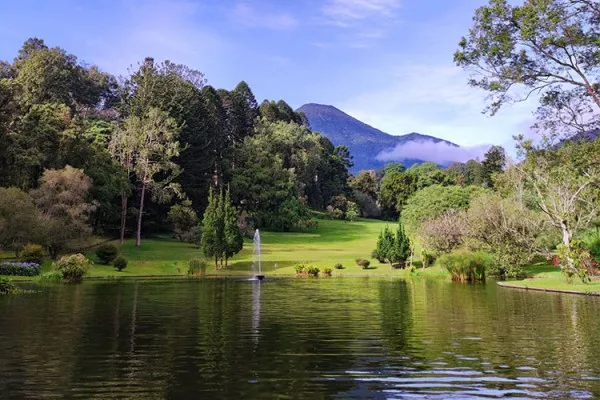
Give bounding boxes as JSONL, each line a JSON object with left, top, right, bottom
{"left": 481, "top": 145, "right": 506, "bottom": 188}
{"left": 201, "top": 187, "right": 222, "bottom": 268}
{"left": 223, "top": 188, "right": 243, "bottom": 267}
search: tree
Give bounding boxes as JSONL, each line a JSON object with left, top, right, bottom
{"left": 419, "top": 210, "right": 467, "bottom": 256}
{"left": 379, "top": 171, "right": 417, "bottom": 217}
{"left": 167, "top": 200, "right": 198, "bottom": 243}
{"left": 393, "top": 221, "right": 411, "bottom": 268}
{"left": 30, "top": 166, "right": 96, "bottom": 258}
{"left": 375, "top": 223, "right": 411, "bottom": 269}
{"left": 125, "top": 108, "right": 181, "bottom": 247}
{"left": 350, "top": 170, "right": 378, "bottom": 199}
{"left": 223, "top": 188, "right": 244, "bottom": 266}
{"left": 455, "top": 0, "right": 600, "bottom": 137}
{"left": 466, "top": 192, "right": 552, "bottom": 277}
{"left": 402, "top": 185, "right": 486, "bottom": 235}
{"left": 346, "top": 201, "right": 360, "bottom": 222}
{"left": 108, "top": 121, "right": 135, "bottom": 243}
{"left": 0, "top": 188, "right": 40, "bottom": 254}
{"left": 481, "top": 146, "right": 506, "bottom": 187}
{"left": 200, "top": 187, "right": 222, "bottom": 268}
{"left": 519, "top": 138, "right": 600, "bottom": 274}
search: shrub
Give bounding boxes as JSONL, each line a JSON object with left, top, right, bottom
{"left": 334, "top": 263, "right": 344, "bottom": 270}
{"left": 582, "top": 230, "right": 600, "bottom": 260}
{"left": 556, "top": 240, "right": 598, "bottom": 284}
{"left": 20, "top": 244, "right": 45, "bottom": 264}
{"left": 113, "top": 256, "right": 128, "bottom": 272}
{"left": 294, "top": 264, "right": 319, "bottom": 277}
{"left": 356, "top": 258, "right": 370, "bottom": 269}
{"left": 0, "top": 261, "right": 40, "bottom": 276}
{"left": 96, "top": 244, "right": 119, "bottom": 265}
{"left": 188, "top": 258, "right": 207, "bottom": 276}
{"left": 0, "top": 277, "right": 18, "bottom": 295}
{"left": 322, "top": 267, "right": 332, "bottom": 277}
{"left": 436, "top": 251, "right": 491, "bottom": 282}
{"left": 54, "top": 254, "right": 92, "bottom": 283}
{"left": 38, "top": 271, "right": 63, "bottom": 284}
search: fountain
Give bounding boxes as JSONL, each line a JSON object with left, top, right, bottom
{"left": 252, "top": 229, "right": 265, "bottom": 281}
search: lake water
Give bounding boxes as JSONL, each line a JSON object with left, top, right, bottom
{"left": 1, "top": 278, "right": 600, "bottom": 399}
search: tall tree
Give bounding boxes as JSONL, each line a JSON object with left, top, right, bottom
{"left": 223, "top": 188, "right": 243, "bottom": 267}
{"left": 125, "top": 108, "right": 181, "bottom": 246}
{"left": 481, "top": 145, "right": 506, "bottom": 187}
{"left": 200, "top": 187, "right": 222, "bottom": 268}
{"left": 108, "top": 122, "right": 135, "bottom": 243}
{"left": 455, "top": 0, "right": 600, "bottom": 137}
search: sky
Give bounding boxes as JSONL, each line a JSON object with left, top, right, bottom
{"left": 0, "top": 0, "right": 537, "bottom": 152}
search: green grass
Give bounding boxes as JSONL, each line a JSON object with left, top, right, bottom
{"left": 0, "top": 218, "right": 450, "bottom": 280}
{"left": 500, "top": 262, "right": 600, "bottom": 294}
{"left": 86, "top": 218, "right": 447, "bottom": 278}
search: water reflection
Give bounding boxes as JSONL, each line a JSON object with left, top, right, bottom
{"left": 0, "top": 278, "right": 600, "bottom": 398}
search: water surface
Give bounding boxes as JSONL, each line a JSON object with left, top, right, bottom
{"left": 1, "top": 278, "right": 599, "bottom": 399}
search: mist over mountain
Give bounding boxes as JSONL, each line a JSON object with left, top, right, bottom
{"left": 297, "top": 103, "right": 460, "bottom": 173}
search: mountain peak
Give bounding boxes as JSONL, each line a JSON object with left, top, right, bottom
{"left": 297, "top": 103, "right": 457, "bottom": 172}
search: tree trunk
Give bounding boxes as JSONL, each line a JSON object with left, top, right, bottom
{"left": 561, "top": 222, "right": 575, "bottom": 271}
{"left": 120, "top": 192, "right": 128, "bottom": 244}
{"left": 136, "top": 182, "right": 146, "bottom": 247}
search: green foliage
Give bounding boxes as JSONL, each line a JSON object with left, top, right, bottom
{"left": 20, "top": 244, "right": 44, "bottom": 264}
{"left": 167, "top": 200, "right": 199, "bottom": 243}
{"left": 38, "top": 271, "right": 63, "bottom": 284}
{"left": 346, "top": 201, "right": 360, "bottom": 221}
{"left": 95, "top": 244, "right": 119, "bottom": 265}
{"left": 581, "top": 230, "right": 600, "bottom": 261}
{"left": 557, "top": 241, "right": 598, "bottom": 284}
{"left": 436, "top": 251, "right": 492, "bottom": 282}
{"left": 201, "top": 187, "right": 243, "bottom": 268}
{"left": 113, "top": 256, "right": 128, "bottom": 271}
{"left": 31, "top": 166, "right": 96, "bottom": 258}
{"left": 402, "top": 185, "right": 485, "bottom": 235}
{"left": 356, "top": 258, "right": 370, "bottom": 269}
{"left": 455, "top": 0, "right": 600, "bottom": 136}
{"left": 334, "top": 263, "right": 344, "bottom": 270}
{"left": 481, "top": 146, "right": 506, "bottom": 187}
{"left": 0, "top": 188, "right": 41, "bottom": 253}
{"left": 378, "top": 170, "right": 417, "bottom": 217}
{"left": 0, "top": 277, "right": 18, "bottom": 295}
{"left": 322, "top": 267, "right": 332, "bottom": 276}
{"left": 375, "top": 223, "right": 411, "bottom": 268}
{"left": 187, "top": 258, "right": 206, "bottom": 277}
{"left": 294, "top": 264, "right": 320, "bottom": 276}
{"left": 53, "top": 253, "right": 92, "bottom": 283}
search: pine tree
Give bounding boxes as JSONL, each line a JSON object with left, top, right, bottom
{"left": 223, "top": 187, "right": 243, "bottom": 267}
{"left": 381, "top": 226, "right": 395, "bottom": 269}
{"left": 201, "top": 187, "right": 220, "bottom": 268}
{"left": 394, "top": 221, "right": 411, "bottom": 268}
{"left": 215, "top": 188, "right": 226, "bottom": 268}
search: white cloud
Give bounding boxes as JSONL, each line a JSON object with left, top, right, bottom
{"left": 339, "top": 63, "right": 536, "bottom": 148}
{"left": 233, "top": 2, "right": 298, "bottom": 30}
{"left": 322, "top": 0, "right": 402, "bottom": 26}
{"left": 376, "top": 141, "right": 491, "bottom": 164}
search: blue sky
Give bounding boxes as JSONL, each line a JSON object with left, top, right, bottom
{"left": 0, "top": 0, "right": 536, "bottom": 150}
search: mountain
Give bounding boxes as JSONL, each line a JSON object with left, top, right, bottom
{"left": 297, "top": 103, "right": 457, "bottom": 173}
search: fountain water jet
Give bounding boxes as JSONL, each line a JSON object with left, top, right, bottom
{"left": 252, "top": 229, "right": 265, "bottom": 280}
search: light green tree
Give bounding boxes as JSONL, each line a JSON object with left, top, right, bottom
{"left": 223, "top": 188, "right": 243, "bottom": 267}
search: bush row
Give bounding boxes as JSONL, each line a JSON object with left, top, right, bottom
{"left": 0, "top": 262, "right": 41, "bottom": 276}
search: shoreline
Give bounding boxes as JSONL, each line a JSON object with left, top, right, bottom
{"left": 497, "top": 281, "right": 600, "bottom": 296}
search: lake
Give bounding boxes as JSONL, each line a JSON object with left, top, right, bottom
{"left": 1, "top": 278, "right": 600, "bottom": 399}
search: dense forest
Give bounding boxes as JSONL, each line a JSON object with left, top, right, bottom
{"left": 0, "top": 38, "right": 352, "bottom": 256}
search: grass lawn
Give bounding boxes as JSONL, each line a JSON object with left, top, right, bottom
{"left": 82, "top": 218, "right": 448, "bottom": 278}
{"left": 499, "top": 262, "right": 600, "bottom": 295}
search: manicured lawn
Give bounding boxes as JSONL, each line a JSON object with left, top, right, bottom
{"left": 85, "top": 218, "right": 447, "bottom": 278}
{"left": 499, "top": 263, "right": 600, "bottom": 294}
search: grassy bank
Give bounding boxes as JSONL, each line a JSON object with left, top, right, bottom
{"left": 86, "top": 218, "right": 447, "bottom": 278}
{"left": 499, "top": 263, "right": 600, "bottom": 295}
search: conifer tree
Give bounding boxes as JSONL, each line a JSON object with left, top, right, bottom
{"left": 223, "top": 187, "right": 243, "bottom": 267}
{"left": 201, "top": 187, "right": 220, "bottom": 268}
{"left": 394, "top": 221, "right": 411, "bottom": 268}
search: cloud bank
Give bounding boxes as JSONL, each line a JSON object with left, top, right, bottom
{"left": 376, "top": 140, "right": 492, "bottom": 164}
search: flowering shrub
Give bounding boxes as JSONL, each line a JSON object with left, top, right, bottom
{"left": 53, "top": 254, "right": 92, "bottom": 283}
{"left": 21, "top": 244, "right": 45, "bottom": 264}
{"left": 556, "top": 240, "right": 598, "bottom": 283}
{"left": 0, "top": 261, "right": 41, "bottom": 276}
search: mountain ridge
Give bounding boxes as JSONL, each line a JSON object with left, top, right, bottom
{"left": 297, "top": 103, "right": 457, "bottom": 173}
